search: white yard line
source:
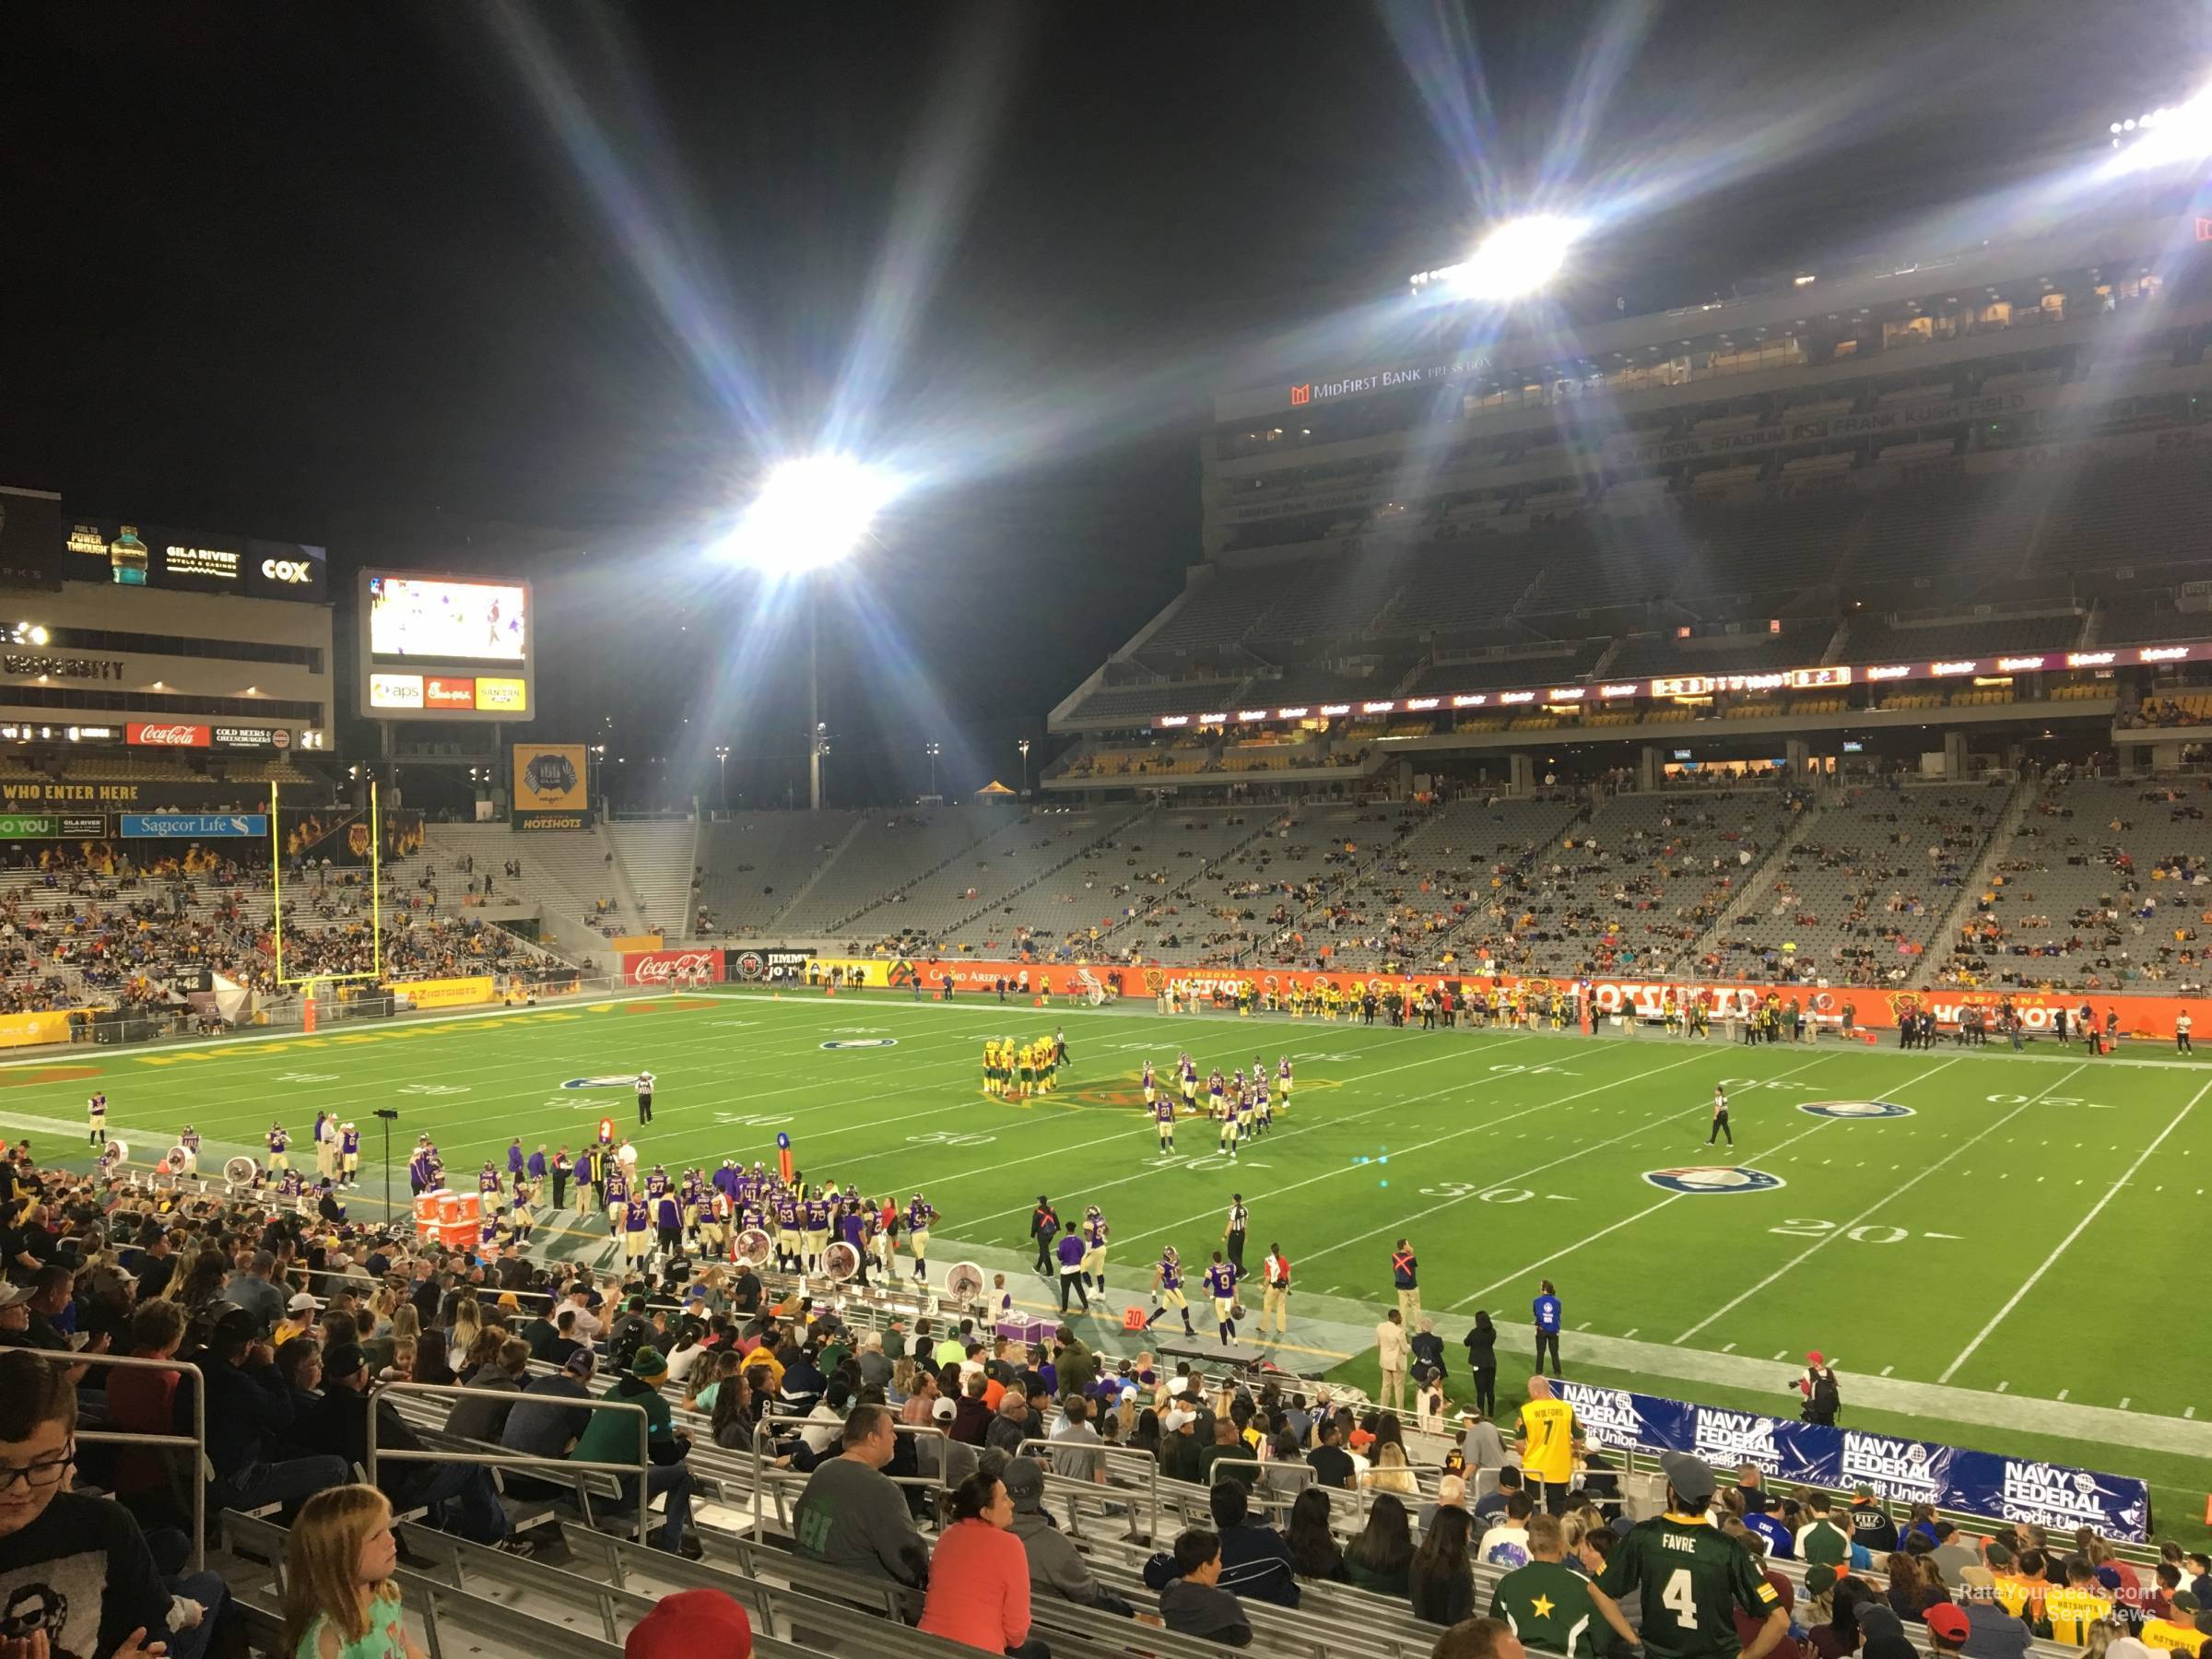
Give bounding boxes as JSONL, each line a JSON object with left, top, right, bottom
{"left": 1441, "top": 1071, "right": 1892, "bottom": 1312}
{"left": 1674, "top": 1062, "right": 2086, "bottom": 1344}
{"left": 1310, "top": 1050, "right": 1853, "bottom": 1279}
{"left": 959, "top": 1038, "right": 1543, "bottom": 1228}
{"left": 1121, "top": 1045, "right": 1731, "bottom": 1259}
{"left": 1938, "top": 1071, "right": 2212, "bottom": 1383}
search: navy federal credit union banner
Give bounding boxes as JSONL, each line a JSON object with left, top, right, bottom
{"left": 1556, "top": 1381, "right": 2150, "bottom": 1542}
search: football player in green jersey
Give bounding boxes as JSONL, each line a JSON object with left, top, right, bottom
{"left": 1594, "top": 1452, "right": 1787, "bottom": 1659}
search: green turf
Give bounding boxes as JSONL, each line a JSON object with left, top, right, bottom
{"left": 7, "top": 988, "right": 2207, "bottom": 1526}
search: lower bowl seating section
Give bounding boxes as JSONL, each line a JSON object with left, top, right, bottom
{"left": 850, "top": 805, "right": 1153, "bottom": 955}
{"left": 1088, "top": 806, "right": 1307, "bottom": 962}
{"left": 1710, "top": 782, "right": 2012, "bottom": 987}
{"left": 1253, "top": 794, "right": 1590, "bottom": 973}
{"left": 1443, "top": 786, "right": 1810, "bottom": 980}
{"left": 692, "top": 812, "right": 863, "bottom": 936}
{"left": 775, "top": 806, "right": 1022, "bottom": 936}
{"left": 1946, "top": 773, "right": 2212, "bottom": 992}
{"left": 207, "top": 1333, "right": 2090, "bottom": 1659}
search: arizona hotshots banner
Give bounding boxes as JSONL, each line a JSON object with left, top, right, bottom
{"left": 622, "top": 947, "right": 724, "bottom": 986}
{"left": 512, "top": 743, "right": 591, "bottom": 830}
{"left": 781, "top": 954, "right": 2209, "bottom": 1040}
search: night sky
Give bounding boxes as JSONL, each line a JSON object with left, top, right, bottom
{"left": 2, "top": 2, "right": 2205, "bottom": 806}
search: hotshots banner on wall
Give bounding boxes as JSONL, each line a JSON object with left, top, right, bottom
{"left": 511, "top": 742, "right": 591, "bottom": 830}
{"left": 1554, "top": 1381, "right": 2151, "bottom": 1542}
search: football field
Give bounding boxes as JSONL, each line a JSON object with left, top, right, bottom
{"left": 9, "top": 986, "right": 2209, "bottom": 1524}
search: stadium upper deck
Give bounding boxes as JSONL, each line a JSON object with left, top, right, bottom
{"left": 1048, "top": 211, "right": 2212, "bottom": 782}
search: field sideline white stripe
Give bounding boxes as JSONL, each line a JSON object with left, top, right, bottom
{"left": 1298, "top": 1051, "right": 1843, "bottom": 1274}
{"left": 1937, "top": 1069, "right": 2212, "bottom": 1383}
{"left": 1444, "top": 1056, "right": 1963, "bottom": 1309}
{"left": 1674, "top": 1060, "right": 2087, "bottom": 1343}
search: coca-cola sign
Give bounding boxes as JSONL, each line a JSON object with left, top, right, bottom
{"left": 621, "top": 947, "right": 725, "bottom": 986}
{"left": 126, "top": 723, "right": 211, "bottom": 748}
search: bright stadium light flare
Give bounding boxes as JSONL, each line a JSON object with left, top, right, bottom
{"left": 1410, "top": 215, "right": 1583, "bottom": 300}
{"left": 713, "top": 454, "right": 900, "bottom": 574}
{"left": 2103, "top": 85, "right": 2212, "bottom": 169}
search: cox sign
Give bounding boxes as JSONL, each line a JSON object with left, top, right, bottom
{"left": 622, "top": 948, "right": 724, "bottom": 986}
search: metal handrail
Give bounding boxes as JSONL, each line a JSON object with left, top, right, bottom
{"left": 1014, "top": 1433, "right": 1161, "bottom": 1540}
{"left": 747, "top": 1409, "right": 947, "bottom": 1534}
{"left": 49, "top": 1349, "right": 209, "bottom": 1570}
{"left": 368, "top": 1379, "right": 651, "bottom": 1543}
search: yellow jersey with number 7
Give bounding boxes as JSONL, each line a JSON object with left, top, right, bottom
{"left": 1519, "top": 1396, "right": 1578, "bottom": 1483}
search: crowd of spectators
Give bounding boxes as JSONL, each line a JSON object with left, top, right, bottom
{"left": 1, "top": 1135, "right": 2205, "bottom": 1659}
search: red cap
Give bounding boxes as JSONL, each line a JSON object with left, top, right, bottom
{"left": 625, "top": 1590, "right": 751, "bottom": 1659}
{"left": 1806, "top": 1350, "right": 1824, "bottom": 1366}
{"left": 1924, "top": 1605, "right": 1970, "bottom": 1644}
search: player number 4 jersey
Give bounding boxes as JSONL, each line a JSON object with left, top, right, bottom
{"left": 1596, "top": 1513, "right": 1780, "bottom": 1659}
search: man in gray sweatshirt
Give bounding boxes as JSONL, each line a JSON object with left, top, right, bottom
{"left": 1001, "top": 1457, "right": 1135, "bottom": 1616}
{"left": 791, "top": 1404, "right": 929, "bottom": 1587}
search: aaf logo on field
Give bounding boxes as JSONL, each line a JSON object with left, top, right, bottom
{"left": 1798, "top": 1100, "right": 1915, "bottom": 1120}
{"left": 560, "top": 1076, "right": 639, "bottom": 1089}
{"left": 821, "top": 1038, "right": 898, "bottom": 1050}
{"left": 1643, "top": 1165, "right": 1786, "bottom": 1194}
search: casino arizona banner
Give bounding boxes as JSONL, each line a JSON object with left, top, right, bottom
{"left": 784, "top": 953, "right": 2211, "bottom": 1040}
{"left": 1555, "top": 1379, "right": 2151, "bottom": 1542}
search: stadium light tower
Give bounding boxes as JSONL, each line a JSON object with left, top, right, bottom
{"left": 713, "top": 453, "right": 899, "bottom": 811}
{"left": 1408, "top": 215, "right": 1583, "bottom": 301}
{"left": 713, "top": 745, "right": 730, "bottom": 811}
{"left": 924, "top": 740, "right": 942, "bottom": 799}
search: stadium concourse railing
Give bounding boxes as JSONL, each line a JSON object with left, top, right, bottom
{"left": 747, "top": 1408, "right": 947, "bottom": 1534}
{"left": 59, "top": 1349, "right": 211, "bottom": 1571}
{"left": 1013, "top": 1433, "right": 1161, "bottom": 1540}
{"left": 366, "top": 1379, "right": 653, "bottom": 1545}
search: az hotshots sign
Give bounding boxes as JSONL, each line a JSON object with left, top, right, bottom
{"left": 622, "top": 948, "right": 724, "bottom": 986}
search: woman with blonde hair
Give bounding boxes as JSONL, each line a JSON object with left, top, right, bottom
{"left": 444, "top": 1294, "right": 482, "bottom": 1358}
{"left": 1362, "top": 1440, "right": 1419, "bottom": 1496}
{"left": 282, "top": 1483, "right": 426, "bottom": 1659}
{"left": 362, "top": 1286, "right": 397, "bottom": 1338}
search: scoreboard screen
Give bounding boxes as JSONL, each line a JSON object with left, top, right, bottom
{"left": 358, "top": 570, "right": 535, "bottom": 724}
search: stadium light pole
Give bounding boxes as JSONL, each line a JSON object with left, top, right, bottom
{"left": 924, "top": 740, "right": 941, "bottom": 799}
{"left": 712, "top": 454, "right": 896, "bottom": 813}
{"left": 1018, "top": 737, "right": 1030, "bottom": 797}
{"left": 713, "top": 745, "right": 730, "bottom": 812}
